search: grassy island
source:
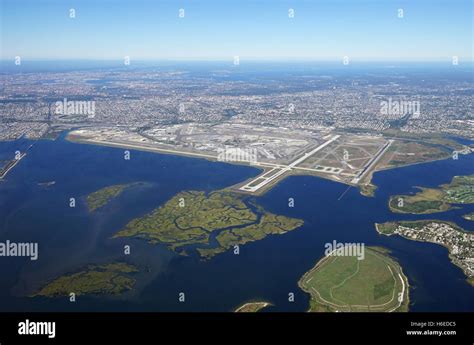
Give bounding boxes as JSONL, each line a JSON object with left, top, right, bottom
{"left": 87, "top": 183, "right": 137, "bottom": 212}
{"left": 113, "top": 190, "right": 303, "bottom": 259}
{"left": 235, "top": 301, "right": 271, "bottom": 312}
{"left": 32, "top": 263, "right": 138, "bottom": 297}
{"left": 388, "top": 174, "right": 474, "bottom": 214}
{"left": 299, "top": 247, "right": 409, "bottom": 312}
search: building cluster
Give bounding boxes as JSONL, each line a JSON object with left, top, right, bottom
{"left": 0, "top": 67, "right": 472, "bottom": 141}
{"left": 394, "top": 222, "right": 474, "bottom": 277}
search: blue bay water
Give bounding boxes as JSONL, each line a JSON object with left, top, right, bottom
{"left": 0, "top": 135, "right": 473, "bottom": 312}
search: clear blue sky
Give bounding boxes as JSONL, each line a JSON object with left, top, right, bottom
{"left": 1, "top": 0, "right": 472, "bottom": 61}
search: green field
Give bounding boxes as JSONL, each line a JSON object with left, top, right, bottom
{"left": 33, "top": 263, "right": 138, "bottom": 297}
{"left": 389, "top": 174, "right": 474, "bottom": 214}
{"left": 113, "top": 190, "right": 303, "bottom": 259}
{"left": 87, "top": 183, "right": 137, "bottom": 212}
{"left": 443, "top": 175, "right": 474, "bottom": 204}
{"left": 299, "top": 247, "right": 409, "bottom": 312}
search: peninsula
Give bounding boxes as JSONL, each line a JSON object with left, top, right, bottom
{"left": 388, "top": 174, "right": 474, "bottom": 214}
{"left": 376, "top": 220, "right": 474, "bottom": 285}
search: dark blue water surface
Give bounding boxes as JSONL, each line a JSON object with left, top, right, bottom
{"left": 0, "top": 135, "right": 473, "bottom": 312}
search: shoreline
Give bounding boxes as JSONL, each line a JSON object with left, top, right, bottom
{"left": 375, "top": 221, "right": 473, "bottom": 284}
{"left": 66, "top": 131, "right": 474, "bottom": 199}
{"left": 234, "top": 301, "right": 271, "bottom": 313}
{"left": 67, "top": 133, "right": 354, "bottom": 197}
{"left": 297, "top": 247, "right": 410, "bottom": 312}
{"left": 0, "top": 153, "right": 27, "bottom": 179}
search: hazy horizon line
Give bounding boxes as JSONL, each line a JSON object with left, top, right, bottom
{"left": 2, "top": 57, "right": 473, "bottom": 63}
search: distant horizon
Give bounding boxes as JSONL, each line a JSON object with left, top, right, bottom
{"left": 2, "top": 0, "right": 472, "bottom": 61}
{"left": 3, "top": 57, "right": 473, "bottom": 65}
{"left": 2, "top": 58, "right": 473, "bottom": 64}
{"left": 2, "top": 58, "right": 472, "bottom": 75}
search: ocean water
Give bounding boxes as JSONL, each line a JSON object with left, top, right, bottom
{"left": 0, "top": 135, "right": 473, "bottom": 312}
